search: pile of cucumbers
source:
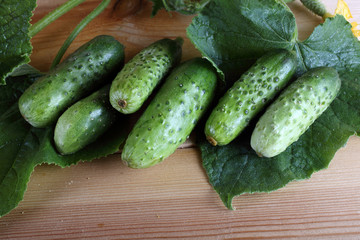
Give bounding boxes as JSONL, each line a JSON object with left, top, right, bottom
{"left": 18, "top": 35, "right": 341, "bottom": 169}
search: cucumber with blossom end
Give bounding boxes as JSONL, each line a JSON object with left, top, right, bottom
{"left": 122, "top": 58, "right": 217, "bottom": 169}
{"left": 19, "top": 35, "right": 124, "bottom": 128}
{"left": 205, "top": 49, "right": 297, "bottom": 146}
{"left": 251, "top": 67, "right": 341, "bottom": 158}
{"left": 109, "top": 38, "right": 183, "bottom": 114}
{"left": 54, "top": 84, "right": 118, "bottom": 155}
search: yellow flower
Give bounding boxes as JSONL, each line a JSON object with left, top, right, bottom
{"left": 350, "top": 22, "right": 360, "bottom": 38}
{"left": 333, "top": 0, "right": 360, "bottom": 37}
{"left": 335, "top": 0, "right": 352, "bottom": 19}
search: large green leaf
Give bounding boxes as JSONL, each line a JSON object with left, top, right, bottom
{"left": 0, "top": 0, "right": 36, "bottom": 85}
{"left": 195, "top": 4, "right": 360, "bottom": 209}
{"left": 187, "top": 0, "right": 297, "bottom": 84}
{"left": 295, "top": 15, "right": 360, "bottom": 75}
{"left": 0, "top": 72, "right": 128, "bottom": 217}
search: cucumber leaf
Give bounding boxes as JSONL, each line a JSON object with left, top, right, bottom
{"left": 295, "top": 15, "right": 360, "bottom": 76}
{"left": 187, "top": 0, "right": 298, "bottom": 84}
{"left": 0, "top": 0, "right": 36, "bottom": 85}
{"left": 0, "top": 73, "right": 128, "bottom": 217}
{"left": 194, "top": 1, "right": 360, "bottom": 209}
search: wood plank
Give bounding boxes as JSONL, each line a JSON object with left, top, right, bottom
{"left": 1, "top": 137, "right": 360, "bottom": 239}
{"left": 1, "top": 0, "right": 360, "bottom": 239}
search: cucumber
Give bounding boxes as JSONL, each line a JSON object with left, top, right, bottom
{"left": 19, "top": 35, "right": 124, "bottom": 128}
{"left": 54, "top": 84, "right": 118, "bottom": 155}
{"left": 122, "top": 58, "right": 217, "bottom": 168}
{"left": 205, "top": 50, "right": 297, "bottom": 146}
{"left": 109, "top": 38, "right": 183, "bottom": 114}
{"left": 251, "top": 67, "right": 341, "bottom": 158}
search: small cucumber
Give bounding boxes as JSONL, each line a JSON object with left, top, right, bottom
{"left": 19, "top": 35, "right": 124, "bottom": 128}
{"left": 109, "top": 38, "right": 183, "bottom": 114}
{"left": 122, "top": 58, "right": 217, "bottom": 168}
{"left": 54, "top": 84, "right": 118, "bottom": 155}
{"left": 205, "top": 50, "right": 297, "bottom": 146}
{"left": 251, "top": 67, "right": 341, "bottom": 158}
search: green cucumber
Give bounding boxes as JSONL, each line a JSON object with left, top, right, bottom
{"left": 19, "top": 35, "right": 124, "bottom": 128}
{"left": 205, "top": 50, "right": 297, "bottom": 146}
{"left": 251, "top": 67, "right": 341, "bottom": 158}
{"left": 122, "top": 58, "right": 217, "bottom": 168}
{"left": 109, "top": 38, "right": 183, "bottom": 114}
{"left": 54, "top": 84, "right": 118, "bottom": 155}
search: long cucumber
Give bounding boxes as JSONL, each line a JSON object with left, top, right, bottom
{"left": 205, "top": 50, "right": 297, "bottom": 146}
{"left": 109, "top": 38, "right": 183, "bottom": 114}
{"left": 251, "top": 67, "right": 341, "bottom": 158}
{"left": 54, "top": 84, "right": 118, "bottom": 155}
{"left": 122, "top": 58, "right": 218, "bottom": 168}
{"left": 19, "top": 35, "right": 124, "bottom": 128}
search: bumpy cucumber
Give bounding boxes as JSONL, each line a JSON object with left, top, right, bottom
{"left": 109, "top": 38, "right": 183, "bottom": 114}
{"left": 205, "top": 50, "right": 297, "bottom": 146}
{"left": 122, "top": 58, "right": 217, "bottom": 168}
{"left": 251, "top": 67, "right": 341, "bottom": 158}
{"left": 54, "top": 84, "right": 118, "bottom": 155}
{"left": 19, "top": 35, "right": 124, "bottom": 128}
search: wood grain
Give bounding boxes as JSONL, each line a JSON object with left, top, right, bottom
{"left": 1, "top": 0, "right": 360, "bottom": 239}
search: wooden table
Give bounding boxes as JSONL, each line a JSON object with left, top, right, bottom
{"left": 1, "top": 0, "right": 360, "bottom": 239}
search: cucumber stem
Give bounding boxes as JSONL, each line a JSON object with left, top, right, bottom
{"left": 162, "top": 0, "right": 171, "bottom": 12}
{"left": 50, "top": 0, "right": 111, "bottom": 69}
{"left": 29, "top": 0, "right": 87, "bottom": 38}
{"left": 206, "top": 136, "right": 218, "bottom": 146}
